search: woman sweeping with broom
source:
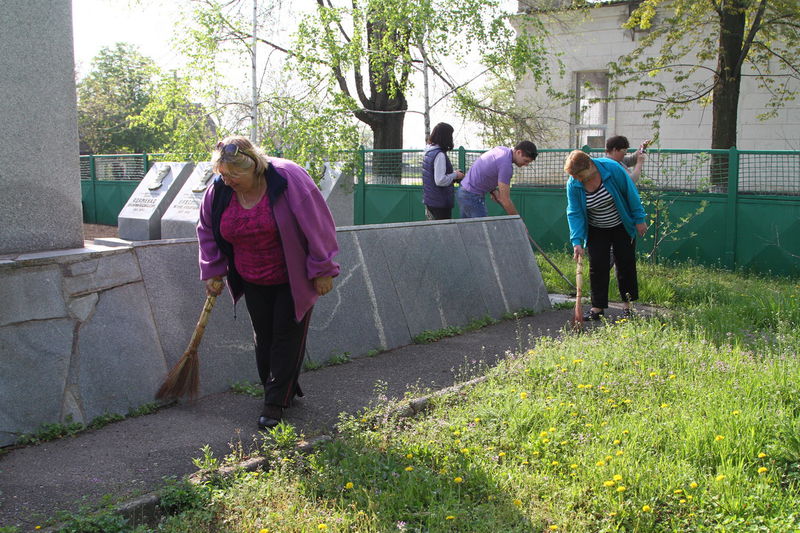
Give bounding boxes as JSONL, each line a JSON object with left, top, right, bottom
{"left": 197, "top": 136, "right": 340, "bottom": 430}
{"left": 564, "top": 150, "right": 647, "bottom": 321}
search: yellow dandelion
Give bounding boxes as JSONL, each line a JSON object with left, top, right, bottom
{"left": 406, "top": 453, "right": 413, "bottom": 459}
{"left": 715, "top": 435, "right": 725, "bottom": 441}
{"left": 613, "top": 439, "right": 621, "bottom": 445}
{"left": 533, "top": 451, "right": 540, "bottom": 456}
{"left": 573, "top": 359, "right": 584, "bottom": 364}
{"left": 596, "top": 460, "right": 606, "bottom": 466}
{"left": 613, "top": 474, "right": 623, "bottom": 481}
{"left": 616, "top": 450, "right": 624, "bottom": 456}
{"left": 513, "top": 499, "right": 523, "bottom": 507}
{"left": 551, "top": 460, "right": 560, "bottom": 466}
{"left": 560, "top": 440, "right": 568, "bottom": 445}
{"left": 541, "top": 438, "right": 550, "bottom": 443}
{"left": 608, "top": 512, "right": 617, "bottom": 516}
{"left": 570, "top": 464, "right": 578, "bottom": 469}
{"left": 660, "top": 403, "right": 670, "bottom": 408}
{"left": 605, "top": 455, "right": 613, "bottom": 461}
{"left": 446, "top": 516, "right": 455, "bottom": 520}
{"left": 687, "top": 495, "right": 693, "bottom": 500}
{"left": 474, "top": 417, "right": 481, "bottom": 423}
{"left": 731, "top": 410, "right": 740, "bottom": 415}
{"left": 715, "top": 474, "right": 726, "bottom": 481}
{"left": 758, "top": 452, "right": 767, "bottom": 458}
{"left": 577, "top": 384, "right": 585, "bottom": 389}
{"left": 453, "top": 430, "right": 461, "bottom": 436}
{"left": 498, "top": 452, "right": 506, "bottom": 457}
{"left": 540, "top": 431, "right": 548, "bottom": 437}
{"left": 689, "top": 482, "right": 698, "bottom": 489}
{"left": 522, "top": 460, "right": 529, "bottom": 465}
{"left": 520, "top": 392, "right": 528, "bottom": 399}
{"left": 622, "top": 429, "right": 629, "bottom": 434}
{"left": 549, "top": 427, "right": 556, "bottom": 432}
{"left": 259, "top": 529, "right": 269, "bottom": 533}
{"left": 680, "top": 499, "right": 687, "bottom": 503}
{"left": 604, "top": 480, "right": 616, "bottom": 487}
{"left": 642, "top": 505, "right": 652, "bottom": 512}
{"left": 460, "top": 448, "right": 469, "bottom": 454}
{"left": 318, "top": 525, "right": 328, "bottom": 531}
{"left": 758, "top": 467, "right": 767, "bottom": 474}
{"left": 454, "top": 476, "right": 463, "bottom": 483}
{"left": 649, "top": 372, "right": 657, "bottom": 377}
{"left": 405, "top": 466, "right": 414, "bottom": 471}
{"left": 617, "top": 485, "right": 626, "bottom": 492}
{"left": 668, "top": 374, "right": 676, "bottom": 379}
{"left": 345, "top": 482, "right": 354, "bottom": 489}
{"left": 549, "top": 526, "right": 559, "bottom": 531}
{"left": 585, "top": 423, "right": 593, "bottom": 428}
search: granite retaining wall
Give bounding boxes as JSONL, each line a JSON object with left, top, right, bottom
{"left": 0, "top": 216, "right": 549, "bottom": 446}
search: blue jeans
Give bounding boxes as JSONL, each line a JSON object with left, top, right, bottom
{"left": 457, "top": 187, "right": 488, "bottom": 218}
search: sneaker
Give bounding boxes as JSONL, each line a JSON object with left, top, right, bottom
{"left": 583, "top": 309, "right": 604, "bottom": 321}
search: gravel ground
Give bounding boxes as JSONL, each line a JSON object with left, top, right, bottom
{"left": 83, "top": 223, "right": 118, "bottom": 241}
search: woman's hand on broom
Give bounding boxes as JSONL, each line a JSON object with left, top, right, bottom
{"left": 313, "top": 276, "right": 333, "bottom": 296}
{"left": 205, "top": 277, "right": 224, "bottom": 297}
{"left": 573, "top": 245, "right": 584, "bottom": 262}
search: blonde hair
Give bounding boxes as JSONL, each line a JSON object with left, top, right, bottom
{"left": 210, "top": 135, "right": 270, "bottom": 177}
{"left": 563, "top": 150, "right": 593, "bottom": 178}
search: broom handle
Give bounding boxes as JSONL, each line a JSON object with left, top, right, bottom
{"left": 185, "top": 280, "right": 223, "bottom": 352}
{"left": 575, "top": 254, "right": 583, "bottom": 303}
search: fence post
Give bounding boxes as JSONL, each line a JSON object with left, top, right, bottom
{"left": 88, "top": 155, "right": 97, "bottom": 223}
{"left": 142, "top": 152, "right": 150, "bottom": 174}
{"left": 723, "top": 147, "right": 739, "bottom": 270}
{"left": 458, "top": 146, "right": 466, "bottom": 172}
{"left": 354, "top": 145, "right": 366, "bottom": 225}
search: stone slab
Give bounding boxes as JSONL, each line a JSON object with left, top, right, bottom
{"left": 458, "top": 216, "right": 551, "bottom": 317}
{"left": 77, "top": 282, "right": 167, "bottom": 422}
{"left": 0, "top": 318, "right": 74, "bottom": 446}
{"left": 61, "top": 249, "right": 142, "bottom": 296}
{"left": 118, "top": 163, "right": 194, "bottom": 241}
{"left": 161, "top": 162, "right": 217, "bottom": 239}
{"left": 0, "top": 0, "right": 83, "bottom": 254}
{"left": 0, "top": 265, "right": 66, "bottom": 326}
{"left": 133, "top": 240, "right": 256, "bottom": 396}
{"left": 377, "top": 220, "right": 489, "bottom": 338}
{"left": 307, "top": 229, "right": 412, "bottom": 364}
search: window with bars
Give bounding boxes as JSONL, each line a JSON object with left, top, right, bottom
{"left": 573, "top": 71, "right": 609, "bottom": 149}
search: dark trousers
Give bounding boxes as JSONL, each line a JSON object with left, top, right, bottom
{"left": 586, "top": 224, "right": 638, "bottom": 309}
{"left": 242, "top": 282, "right": 311, "bottom": 408}
{"left": 425, "top": 205, "right": 453, "bottom": 220}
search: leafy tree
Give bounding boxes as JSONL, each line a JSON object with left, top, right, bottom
{"left": 77, "top": 43, "right": 163, "bottom": 153}
{"left": 180, "top": 0, "right": 550, "bottom": 181}
{"left": 609, "top": 0, "right": 800, "bottom": 155}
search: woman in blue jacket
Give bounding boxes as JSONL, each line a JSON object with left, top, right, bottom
{"left": 564, "top": 150, "right": 647, "bottom": 320}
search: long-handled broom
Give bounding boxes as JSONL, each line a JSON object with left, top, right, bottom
{"left": 572, "top": 254, "right": 584, "bottom": 330}
{"left": 156, "top": 280, "right": 223, "bottom": 400}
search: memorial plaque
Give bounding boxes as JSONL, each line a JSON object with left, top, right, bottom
{"left": 161, "top": 162, "right": 218, "bottom": 239}
{"left": 118, "top": 162, "right": 194, "bottom": 241}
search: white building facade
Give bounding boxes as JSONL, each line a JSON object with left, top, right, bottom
{"left": 514, "top": 1, "right": 800, "bottom": 150}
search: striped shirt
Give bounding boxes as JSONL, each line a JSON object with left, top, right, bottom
{"left": 586, "top": 182, "right": 622, "bottom": 228}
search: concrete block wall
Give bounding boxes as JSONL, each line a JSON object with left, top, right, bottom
{"left": 0, "top": 217, "right": 549, "bottom": 446}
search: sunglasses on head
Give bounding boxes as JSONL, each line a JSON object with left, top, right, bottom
{"left": 216, "top": 142, "right": 256, "bottom": 163}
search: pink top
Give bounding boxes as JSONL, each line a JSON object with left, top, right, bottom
{"left": 220, "top": 193, "right": 289, "bottom": 285}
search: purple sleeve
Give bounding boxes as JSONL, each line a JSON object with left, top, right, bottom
{"left": 196, "top": 185, "right": 229, "bottom": 280}
{"left": 497, "top": 151, "right": 513, "bottom": 185}
{"left": 296, "top": 185, "right": 340, "bottom": 280}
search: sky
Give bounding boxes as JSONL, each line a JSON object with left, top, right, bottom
{"left": 70, "top": 0, "right": 493, "bottom": 148}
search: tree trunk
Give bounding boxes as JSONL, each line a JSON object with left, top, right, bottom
{"left": 710, "top": 1, "right": 746, "bottom": 187}
{"left": 368, "top": 109, "right": 406, "bottom": 184}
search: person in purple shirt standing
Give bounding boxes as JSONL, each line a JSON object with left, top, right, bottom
{"left": 457, "top": 141, "right": 538, "bottom": 218}
{"left": 197, "top": 136, "right": 340, "bottom": 430}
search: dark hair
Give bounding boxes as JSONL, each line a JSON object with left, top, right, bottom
{"left": 606, "top": 135, "right": 630, "bottom": 152}
{"left": 514, "top": 140, "right": 538, "bottom": 160}
{"left": 429, "top": 122, "right": 455, "bottom": 152}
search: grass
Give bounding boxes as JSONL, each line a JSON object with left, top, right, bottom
{"left": 23, "top": 259, "right": 800, "bottom": 532}
{"left": 135, "top": 260, "right": 799, "bottom": 532}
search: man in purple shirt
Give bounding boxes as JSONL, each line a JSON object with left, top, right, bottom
{"left": 457, "top": 141, "right": 538, "bottom": 218}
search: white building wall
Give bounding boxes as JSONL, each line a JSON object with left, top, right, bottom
{"left": 516, "top": 3, "right": 800, "bottom": 150}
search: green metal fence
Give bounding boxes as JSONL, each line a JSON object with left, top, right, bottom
{"left": 355, "top": 146, "right": 800, "bottom": 276}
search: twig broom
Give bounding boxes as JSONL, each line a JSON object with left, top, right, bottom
{"left": 572, "top": 255, "right": 584, "bottom": 330}
{"left": 156, "top": 280, "right": 222, "bottom": 400}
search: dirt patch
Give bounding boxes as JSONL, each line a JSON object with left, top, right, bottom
{"left": 84, "top": 224, "right": 118, "bottom": 241}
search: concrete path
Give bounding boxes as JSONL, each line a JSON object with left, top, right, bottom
{"left": 0, "top": 303, "right": 629, "bottom": 530}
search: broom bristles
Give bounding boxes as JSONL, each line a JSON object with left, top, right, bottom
{"left": 156, "top": 349, "right": 200, "bottom": 400}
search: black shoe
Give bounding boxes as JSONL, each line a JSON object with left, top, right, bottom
{"left": 583, "top": 309, "right": 604, "bottom": 321}
{"left": 295, "top": 383, "right": 304, "bottom": 398}
{"left": 258, "top": 404, "right": 283, "bottom": 430}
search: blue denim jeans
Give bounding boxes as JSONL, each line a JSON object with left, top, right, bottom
{"left": 457, "top": 187, "right": 488, "bottom": 218}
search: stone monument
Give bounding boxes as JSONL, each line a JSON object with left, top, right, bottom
{"left": 161, "top": 162, "right": 217, "bottom": 239}
{"left": 0, "top": 0, "right": 83, "bottom": 254}
{"left": 118, "top": 162, "right": 194, "bottom": 241}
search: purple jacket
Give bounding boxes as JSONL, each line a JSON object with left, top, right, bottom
{"left": 197, "top": 158, "right": 340, "bottom": 322}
